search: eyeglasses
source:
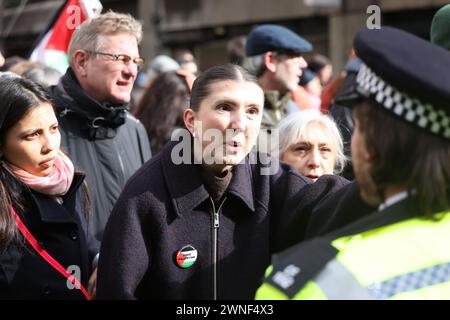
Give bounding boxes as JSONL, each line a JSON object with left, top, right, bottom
{"left": 86, "top": 50, "right": 145, "bottom": 68}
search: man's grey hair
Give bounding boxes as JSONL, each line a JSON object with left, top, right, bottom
{"left": 68, "top": 11, "right": 143, "bottom": 67}
{"left": 242, "top": 54, "right": 266, "bottom": 78}
{"left": 277, "top": 110, "right": 348, "bottom": 174}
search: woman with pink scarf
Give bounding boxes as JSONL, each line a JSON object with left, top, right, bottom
{"left": 0, "top": 74, "right": 98, "bottom": 299}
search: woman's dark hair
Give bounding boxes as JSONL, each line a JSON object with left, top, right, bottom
{"left": 227, "top": 36, "right": 247, "bottom": 66}
{"left": 190, "top": 63, "right": 259, "bottom": 111}
{"left": 307, "top": 54, "right": 331, "bottom": 74}
{"left": 133, "top": 71, "right": 190, "bottom": 154}
{"left": 0, "top": 76, "right": 52, "bottom": 248}
{"left": 0, "top": 76, "right": 52, "bottom": 143}
{"left": 353, "top": 101, "right": 450, "bottom": 218}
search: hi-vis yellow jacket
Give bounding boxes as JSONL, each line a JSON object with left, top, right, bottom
{"left": 256, "top": 199, "right": 450, "bottom": 300}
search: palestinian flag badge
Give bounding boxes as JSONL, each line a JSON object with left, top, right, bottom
{"left": 176, "top": 245, "right": 198, "bottom": 268}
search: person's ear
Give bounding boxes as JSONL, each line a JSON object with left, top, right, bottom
{"left": 72, "top": 50, "right": 89, "bottom": 77}
{"left": 183, "top": 108, "right": 196, "bottom": 136}
{"left": 364, "top": 147, "right": 377, "bottom": 163}
{"left": 263, "top": 52, "right": 278, "bottom": 73}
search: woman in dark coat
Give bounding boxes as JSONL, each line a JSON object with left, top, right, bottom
{"left": 97, "top": 64, "right": 348, "bottom": 300}
{"left": 0, "top": 74, "right": 98, "bottom": 299}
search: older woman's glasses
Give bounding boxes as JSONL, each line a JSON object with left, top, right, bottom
{"left": 86, "top": 50, "right": 145, "bottom": 68}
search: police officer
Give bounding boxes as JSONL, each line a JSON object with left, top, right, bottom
{"left": 256, "top": 26, "right": 450, "bottom": 299}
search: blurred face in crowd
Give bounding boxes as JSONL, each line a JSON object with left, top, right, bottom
{"left": 305, "top": 77, "right": 323, "bottom": 98}
{"left": 351, "top": 107, "right": 380, "bottom": 206}
{"left": 281, "top": 121, "right": 336, "bottom": 181}
{"left": 185, "top": 79, "right": 264, "bottom": 174}
{"left": 74, "top": 33, "right": 141, "bottom": 104}
{"left": 318, "top": 64, "right": 333, "bottom": 85}
{"left": 272, "top": 51, "right": 307, "bottom": 94}
{"left": 179, "top": 52, "right": 198, "bottom": 76}
{"left": 0, "top": 51, "right": 4, "bottom": 68}
{"left": 1, "top": 103, "right": 61, "bottom": 177}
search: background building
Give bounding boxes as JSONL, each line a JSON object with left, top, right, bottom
{"left": 1, "top": 0, "right": 448, "bottom": 73}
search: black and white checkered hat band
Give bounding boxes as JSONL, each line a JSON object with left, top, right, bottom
{"left": 356, "top": 63, "right": 450, "bottom": 139}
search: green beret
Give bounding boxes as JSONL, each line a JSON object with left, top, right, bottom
{"left": 431, "top": 4, "right": 450, "bottom": 50}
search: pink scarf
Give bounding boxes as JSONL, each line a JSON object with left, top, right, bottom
{"left": 7, "top": 151, "right": 75, "bottom": 196}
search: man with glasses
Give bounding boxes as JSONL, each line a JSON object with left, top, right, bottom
{"left": 49, "top": 11, "right": 151, "bottom": 242}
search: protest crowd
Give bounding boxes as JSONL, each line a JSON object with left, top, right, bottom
{"left": 0, "top": 1, "right": 450, "bottom": 301}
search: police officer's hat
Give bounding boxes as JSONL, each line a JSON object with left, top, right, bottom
{"left": 336, "top": 26, "right": 450, "bottom": 140}
{"left": 246, "top": 24, "right": 312, "bottom": 57}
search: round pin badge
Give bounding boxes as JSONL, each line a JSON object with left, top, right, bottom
{"left": 176, "top": 245, "right": 198, "bottom": 268}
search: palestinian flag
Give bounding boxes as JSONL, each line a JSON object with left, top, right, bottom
{"left": 176, "top": 245, "right": 198, "bottom": 268}
{"left": 29, "top": 0, "right": 102, "bottom": 74}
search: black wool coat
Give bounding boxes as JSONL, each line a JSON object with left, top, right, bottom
{"left": 97, "top": 141, "right": 348, "bottom": 299}
{"left": 305, "top": 180, "right": 376, "bottom": 238}
{"left": 0, "top": 173, "right": 99, "bottom": 300}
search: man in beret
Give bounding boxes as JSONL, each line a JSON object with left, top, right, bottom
{"left": 244, "top": 24, "right": 312, "bottom": 132}
{"left": 256, "top": 26, "right": 450, "bottom": 299}
{"left": 431, "top": 4, "right": 450, "bottom": 50}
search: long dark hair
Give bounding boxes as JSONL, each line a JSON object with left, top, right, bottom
{"left": 353, "top": 101, "right": 450, "bottom": 218}
{"left": 133, "top": 71, "right": 190, "bottom": 154}
{"left": 0, "top": 76, "right": 51, "bottom": 248}
{"left": 0, "top": 76, "right": 90, "bottom": 248}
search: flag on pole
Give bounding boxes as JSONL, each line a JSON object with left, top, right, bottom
{"left": 29, "top": 0, "right": 102, "bottom": 74}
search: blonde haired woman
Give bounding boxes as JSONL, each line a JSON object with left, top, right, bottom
{"left": 278, "top": 110, "right": 347, "bottom": 180}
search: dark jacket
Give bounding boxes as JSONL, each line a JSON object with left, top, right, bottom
{"left": 97, "top": 141, "right": 348, "bottom": 300}
{"left": 275, "top": 173, "right": 354, "bottom": 250}
{"left": 261, "top": 91, "right": 299, "bottom": 129}
{"left": 49, "top": 69, "right": 152, "bottom": 241}
{"left": 305, "top": 180, "right": 376, "bottom": 237}
{"left": 0, "top": 173, "right": 98, "bottom": 300}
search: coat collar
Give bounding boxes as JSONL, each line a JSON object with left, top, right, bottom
{"left": 25, "top": 172, "right": 85, "bottom": 223}
{"left": 264, "top": 91, "right": 291, "bottom": 110}
{"left": 227, "top": 157, "right": 256, "bottom": 212}
{"left": 161, "top": 140, "right": 255, "bottom": 218}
